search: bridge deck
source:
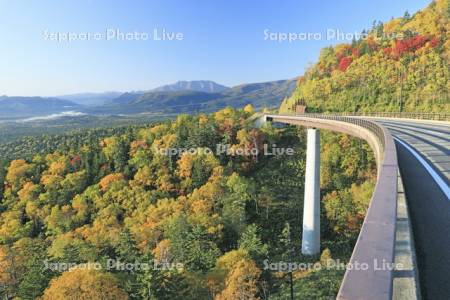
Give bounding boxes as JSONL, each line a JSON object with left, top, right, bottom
{"left": 377, "top": 120, "right": 450, "bottom": 185}
{"left": 377, "top": 119, "right": 450, "bottom": 299}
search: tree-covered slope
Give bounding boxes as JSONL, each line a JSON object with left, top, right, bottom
{"left": 0, "top": 106, "right": 376, "bottom": 299}
{"left": 280, "top": 0, "right": 450, "bottom": 113}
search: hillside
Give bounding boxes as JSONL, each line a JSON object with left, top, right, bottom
{"left": 95, "top": 90, "right": 221, "bottom": 114}
{"left": 280, "top": 0, "right": 450, "bottom": 113}
{"left": 222, "top": 79, "right": 297, "bottom": 107}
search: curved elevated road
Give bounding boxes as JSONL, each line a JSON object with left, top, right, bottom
{"left": 375, "top": 119, "right": 450, "bottom": 299}
{"left": 264, "top": 114, "right": 449, "bottom": 299}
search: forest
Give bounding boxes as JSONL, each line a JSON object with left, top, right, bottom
{"left": 280, "top": 0, "right": 450, "bottom": 113}
{"left": 0, "top": 105, "right": 376, "bottom": 299}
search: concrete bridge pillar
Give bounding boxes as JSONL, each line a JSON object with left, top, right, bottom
{"left": 253, "top": 115, "right": 268, "bottom": 128}
{"left": 302, "top": 128, "right": 320, "bottom": 256}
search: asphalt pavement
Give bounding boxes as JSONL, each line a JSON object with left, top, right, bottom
{"left": 377, "top": 119, "right": 450, "bottom": 300}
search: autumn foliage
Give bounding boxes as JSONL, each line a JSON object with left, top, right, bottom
{"left": 99, "top": 173, "right": 124, "bottom": 192}
{"left": 42, "top": 268, "right": 128, "bottom": 300}
{"left": 384, "top": 35, "right": 440, "bottom": 59}
{"left": 0, "top": 104, "right": 379, "bottom": 299}
{"left": 338, "top": 56, "right": 353, "bottom": 71}
{"left": 280, "top": 0, "right": 449, "bottom": 114}
{"left": 215, "top": 259, "right": 261, "bottom": 300}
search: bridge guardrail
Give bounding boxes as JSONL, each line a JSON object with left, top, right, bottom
{"left": 265, "top": 113, "right": 399, "bottom": 300}
{"left": 291, "top": 111, "right": 449, "bottom": 121}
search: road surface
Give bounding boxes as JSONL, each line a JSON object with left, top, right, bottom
{"left": 376, "top": 119, "right": 450, "bottom": 300}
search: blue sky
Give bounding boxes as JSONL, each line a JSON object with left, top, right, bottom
{"left": 0, "top": 0, "right": 432, "bottom": 96}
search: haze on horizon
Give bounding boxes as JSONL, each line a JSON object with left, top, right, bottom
{"left": 0, "top": 0, "right": 431, "bottom": 97}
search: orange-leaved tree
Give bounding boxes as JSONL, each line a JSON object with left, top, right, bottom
{"left": 42, "top": 268, "right": 128, "bottom": 300}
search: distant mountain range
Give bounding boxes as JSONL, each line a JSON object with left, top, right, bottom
{"left": 0, "top": 96, "right": 81, "bottom": 120}
{"left": 0, "top": 79, "right": 297, "bottom": 120}
{"left": 57, "top": 92, "right": 123, "bottom": 106}
{"left": 56, "top": 81, "right": 229, "bottom": 107}
{"left": 94, "top": 90, "right": 220, "bottom": 115}
{"left": 94, "top": 79, "right": 297, "bottom": 114}
{"left": 151, "top": 80, "right": 229, "bottom": 93}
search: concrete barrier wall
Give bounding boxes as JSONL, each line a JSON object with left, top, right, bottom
{"left": 265, "top": 114, "right": 399, "bottom": 300}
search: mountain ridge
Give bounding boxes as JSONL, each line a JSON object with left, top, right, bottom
{"left": 150, "top": 80, "right": 230, "bottom": 93}
{"left": 56, "top": 92, "right": 123, "bottom": 106}
{"left": 99, "top": 78, "right": 297, "bottom": 114}
{"left": 0, "top": 78, "right": 297, "bottom": 120}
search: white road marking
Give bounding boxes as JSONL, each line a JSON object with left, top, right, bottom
{"left": 395, "top": 137, "right": 450, "bottom": 201}
{"left": 385, "top": 123, "right": 449, "bottom": 138}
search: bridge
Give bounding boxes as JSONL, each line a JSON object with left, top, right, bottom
{"left": 258, "top": 113, "right": 450, "bottom": 300}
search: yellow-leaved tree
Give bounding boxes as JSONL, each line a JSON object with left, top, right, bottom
{"left": 42, "top": 268, "right": 128, "bottom": 300}
{"left": 215, "top": 258, "right": 261, "bottom": 300}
